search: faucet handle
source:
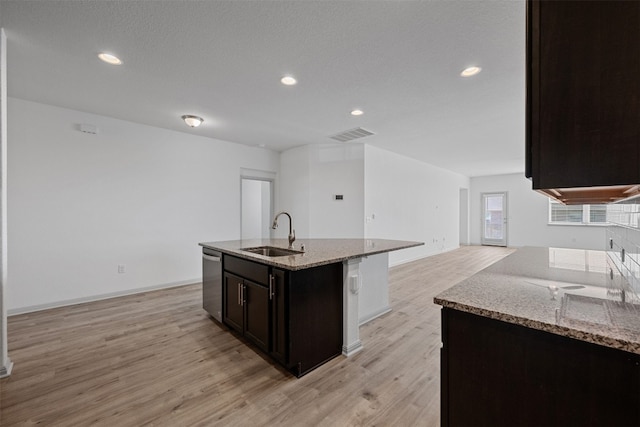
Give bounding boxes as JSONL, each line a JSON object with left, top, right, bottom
{"left": 288, "top": 229, "right": 296, "bottom": 249}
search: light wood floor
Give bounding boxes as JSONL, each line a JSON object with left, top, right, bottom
{"left": 0, "top": 245, "right": 514, "bottom": 426}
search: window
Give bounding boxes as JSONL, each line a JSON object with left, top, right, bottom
{"left": 548, "top": 201, "right": 607, "bottom": 225}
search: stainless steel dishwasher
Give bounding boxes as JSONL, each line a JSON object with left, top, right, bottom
{"left": 202, "top": 248, "right": 222, "bottom": 322}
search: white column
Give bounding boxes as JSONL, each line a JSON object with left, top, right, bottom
{"left": 342, "top": 257, "right": 363, "bottom": 356}
{"left": 0, "top": 27, "right": 13, "bottom": 378}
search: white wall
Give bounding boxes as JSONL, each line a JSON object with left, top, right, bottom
{"left": 279, "top": 144, "right": 364, "bottom": 239}
{"left": 364, "top": 145, "right": 470, "bottom": 265}
{"left": 470, "top": 173, "right": 605, "bottom": 250}
{"left": 278, "top": 146, "right": 311, "bottom": 238}
{"left": 280, "top": 144, "right": 469, "bottom": 265}
{"left": 309, "top": 144, "right": 364, "bottom": 238}
{"left": 7, "top": 98, "right": 279, "bottom": 313}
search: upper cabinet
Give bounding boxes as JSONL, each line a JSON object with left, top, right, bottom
{"left": 526, "top": 0, "right": 640, "bottom": 204}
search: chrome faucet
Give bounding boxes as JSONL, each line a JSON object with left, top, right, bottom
{"left": 272, "top": 211, "right": 295, "bottom": 249}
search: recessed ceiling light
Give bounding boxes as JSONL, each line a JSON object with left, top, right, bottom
{"left": 280, "top": 75, "right": 297, "bottom": 86}
{"left": 98, "top": 52, "right": 123, "bottom": 65}
{"left": 351, "top": 109, "right": 364, "bottom": 116}
{"left": 460, "top": 66, "right": 481, "bottom": 77}
{"left": 181, "top": 115, "right": 204, "bottom": 128}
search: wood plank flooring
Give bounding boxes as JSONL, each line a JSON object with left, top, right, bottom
{"left": 0, "top": 245, "right": 514, "bottom": 426}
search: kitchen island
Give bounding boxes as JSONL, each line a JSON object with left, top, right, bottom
{"left": 200, "top": 238, "right": 422, "bottom": 376}
{"left": 434, "top": 247, "right": 640, "bottom": 426}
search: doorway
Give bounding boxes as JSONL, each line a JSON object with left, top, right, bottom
{"left": 481, "top": 192, "right": 507, "bottom": 246}
{"left": 459, "top": 188, "right": 469, "bottom": 245}
{"left": 241, "top": 178, "right": 273, "bottom": 240}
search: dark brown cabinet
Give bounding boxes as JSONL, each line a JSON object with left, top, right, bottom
{"left": 526, "top": 0, "right": 640, "bottom": 203}
{"left": 441, "top": 308, "right": 640, "bottom": 426}
{"left": 223, "top": 272, "right": 269, "bottom": 351}
{"left": 221, "top": 254, "right": 342, "bottom": 377}
{"left": 269, "top": 268, "right": 287, "bottom": 364}
{"left": 286, "top": 264, "right": 343, "bottom": 376}
{"left": 222, "top": 272, "right": 244, "bottom": 332}
{"left": 243, "top": 280, "right": 269, "bottom": 351}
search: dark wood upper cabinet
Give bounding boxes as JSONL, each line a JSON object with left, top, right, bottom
{"left": 526, "top": 0, "right": 640, "bottom": 204}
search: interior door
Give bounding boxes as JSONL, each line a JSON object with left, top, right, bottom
{"left": 481, "top": 192, "right": 507, "bottom": 247}
{"left": 241, "top": 178, "right": 273, "bottom": 240}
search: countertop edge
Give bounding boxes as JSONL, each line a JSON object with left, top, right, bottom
{"left": 199, "top": 240, "right": 423, "bottom": 271}
{"left": 434, "top": 298, "right": 640, "bottom": 355}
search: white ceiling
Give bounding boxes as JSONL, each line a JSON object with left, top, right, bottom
{"left": 1, "top": 0, "right": 526, "bottom": 177}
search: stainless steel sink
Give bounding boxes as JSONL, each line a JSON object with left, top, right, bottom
{"left": 241, "top": 246, "right": 303, "bottom": 257}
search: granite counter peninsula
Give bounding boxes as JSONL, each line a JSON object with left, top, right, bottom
{"left": 200, "top": 238, "right": 422, "bottom": 377}
{"left": 434, "top": 246, "right": 640, "bottom": 427}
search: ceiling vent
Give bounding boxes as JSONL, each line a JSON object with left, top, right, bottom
{"left": 329, "top": 127, "right": 375, "bottom": 142}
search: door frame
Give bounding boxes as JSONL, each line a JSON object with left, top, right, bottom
{"left": 459, "top": 188, "right": 470, "bottom": 246}
{"left": 481, "top": 192, "right": 508, "bottom": 247}
{"left": 240, "top": 169, "right": 276, "bottom": 240}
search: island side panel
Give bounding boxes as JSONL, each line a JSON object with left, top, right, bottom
{"left": 358, "top": 253, "right": 391, "bottom": 324}
{"left": 441, "top": 308, "right": 640, "bottom": 427}
{"left": 288, "top": 262, "right": 343, "bottom": 377}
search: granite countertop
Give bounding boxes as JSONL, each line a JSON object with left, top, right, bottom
{"left": 434, "top": 246, "right": 640, "bottom": 355}
{"left": 199, "top": 238, "right": 423, "bottom": 271}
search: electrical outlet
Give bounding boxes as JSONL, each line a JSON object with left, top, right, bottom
{"left": 118, "top": 264, "right": 126, "bottom": 274}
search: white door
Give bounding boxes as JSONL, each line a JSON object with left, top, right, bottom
{"left": 241, "top": 178, "right": 273, "bottom": 240}
{"left": 481, "top": 192, "right": 507, "bottom": 247}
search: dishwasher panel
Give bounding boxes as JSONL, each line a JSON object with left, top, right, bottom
{"left": 202, "top": 249, "right": 222, "bottom": 322}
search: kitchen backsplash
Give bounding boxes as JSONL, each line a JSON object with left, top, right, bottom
{"left": 606, "top": 196, "right": 640, "bottom": 301}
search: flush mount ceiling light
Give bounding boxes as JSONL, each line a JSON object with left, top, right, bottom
{"left": 98, "top": 52, "right": 123, "bottom": 65}
{"left": 181, "top": 115, "right": 204, "bottom": 128}
{"left": 280, "top": 75, "right": 297, "bottom": 86}
{"left": 350, "top": 109, "right": 364, "bottom": 116}
{"left": 460, "top": 66, "right": 482, "bottom": 77}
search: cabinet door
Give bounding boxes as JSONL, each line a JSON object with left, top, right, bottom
{"left": 223, "top": 272, "right": 244, "bottom": 334}
{"left": 527, "top": 0, "right": 640, "bottom": 189}
{"left": 243, "top": 279, "right": 269, "bottom": 352}
{"left": 441, "top": 308, "right": 640, "bottom": 426}
{"left": 270, "top": 269, "right": 288, "bottom": 364}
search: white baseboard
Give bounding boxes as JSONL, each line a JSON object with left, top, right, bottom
{"left": 342, "top": 340, "right": 363, "bottom": 357}
{"left": 8, "top": 278, "right": 200, "bottom": 316}
{"left": 0, "top": 358, "right": 13, "bottom": 378}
